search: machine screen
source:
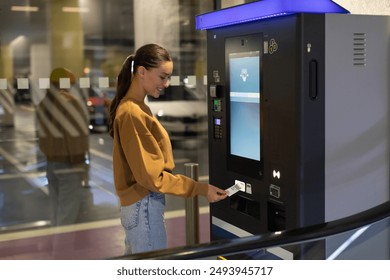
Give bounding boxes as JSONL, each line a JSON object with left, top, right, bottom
{"left": 229, "top": 51, "right": 260, "bottom": 161}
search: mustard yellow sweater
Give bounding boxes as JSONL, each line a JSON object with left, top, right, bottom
{"left": 112, "top": 96, "right": 208, "bottom": 206}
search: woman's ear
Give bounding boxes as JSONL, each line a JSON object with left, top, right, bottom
{"left": 137, "top": 66, "right": 146, "bottom": 77}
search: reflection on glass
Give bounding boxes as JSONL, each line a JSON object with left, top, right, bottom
{"left": 0, "top": 0, "right": 212, "bottom": 259}
{"left": 36, "top": 67, "right": 89, "bottom": 226}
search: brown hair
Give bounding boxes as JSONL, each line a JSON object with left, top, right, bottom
{"left": 108, "top": 43, "right": 172, "bottom": 137}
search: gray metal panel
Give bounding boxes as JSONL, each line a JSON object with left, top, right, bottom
{"left": 325, "top": 14, "right": 390, "bottom": 221}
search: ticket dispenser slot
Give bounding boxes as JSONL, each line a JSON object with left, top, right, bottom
{"left": 230, "top": 195, "right": 260, "bottom": 220}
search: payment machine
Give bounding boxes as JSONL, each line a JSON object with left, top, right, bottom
{"left": 196, "top": 0, "right": 390, "bottom": 259}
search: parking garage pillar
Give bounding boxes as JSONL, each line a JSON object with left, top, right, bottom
{"left": 48, "top": 0, "right": 85, "bottom": 77}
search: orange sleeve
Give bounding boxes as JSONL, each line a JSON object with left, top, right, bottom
{"left": 118, "top": 106, "right": 208, "bottom": 198}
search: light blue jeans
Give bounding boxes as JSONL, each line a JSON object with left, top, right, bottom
{"left": 120, "top": 192, "right": 167, "bottom": 255}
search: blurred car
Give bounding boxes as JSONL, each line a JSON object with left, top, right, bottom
{"left": 13, "top": 78, "right": 31, "bottom": 104}
{"left": 82, "top": 84, "right": 208, "bottom": 141}
{"left": 83, "top": 87, "right": 114, "bottom": 132}
{"left": 146, "top": 85, "right": 208, "bottom": 142}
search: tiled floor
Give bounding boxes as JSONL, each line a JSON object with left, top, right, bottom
{"left": 0, "top": 212, "right": 210, "bottom": 260}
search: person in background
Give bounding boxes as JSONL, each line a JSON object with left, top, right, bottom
{"left": 108, "top": 43, "right": 227, "bottom": 255}
{"left": 36, "top": 67, "right": 89, "bottom": 226}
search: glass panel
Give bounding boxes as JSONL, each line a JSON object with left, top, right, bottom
{"left": 0, "top": 0, "right": 213, "bottom": 259}
{"left": 328, "top": 218, "right": 390, "bottom": 260}
{"left": 215, "top": 216, "right": 390, "bottom": 260}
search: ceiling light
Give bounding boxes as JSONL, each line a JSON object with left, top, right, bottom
{"left": 62, "top": 7, "right": 90, "bottom": 13}
{"left": 11, "top": 6, "right": 39, "bottom": 12}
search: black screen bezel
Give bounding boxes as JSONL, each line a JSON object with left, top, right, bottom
{"left": 226, "top": 33, "right": 264, "bottom": 179}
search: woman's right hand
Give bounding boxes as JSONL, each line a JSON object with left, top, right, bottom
{"left": 206, "top": 184, "right": 228, "bottom": 203}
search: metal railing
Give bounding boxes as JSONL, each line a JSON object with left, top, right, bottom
{"left": 111, "top": 200, "right": 390, "bottom": 260}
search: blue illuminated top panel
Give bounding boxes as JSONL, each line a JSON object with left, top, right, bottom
{"left": 195, "top": 0, "right": 349, "bottom": 30}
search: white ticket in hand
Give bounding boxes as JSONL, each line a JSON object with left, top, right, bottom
{"left": 226, "top": 180, "right": 246, "bottom": 196}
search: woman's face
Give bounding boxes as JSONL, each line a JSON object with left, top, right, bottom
{"left": 143, "top": 61, "right": 173, "bottom": 99}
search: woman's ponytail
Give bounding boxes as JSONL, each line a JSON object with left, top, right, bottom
{"left": 108, "top": 55, "right": 134, "bottom": 137}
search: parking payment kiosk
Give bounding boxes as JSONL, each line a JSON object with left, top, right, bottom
{"left": 197, "top": 0, "right": 390, "bottom": 259}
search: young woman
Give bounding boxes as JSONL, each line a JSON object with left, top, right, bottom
{"left": 108, "top": 44, "right": 227, "bottom": 254}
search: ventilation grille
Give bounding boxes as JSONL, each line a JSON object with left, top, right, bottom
{"left": 353, "top": 33, "right": 367, "bottom": 66}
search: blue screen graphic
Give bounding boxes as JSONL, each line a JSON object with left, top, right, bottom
{"left": 229, "top": 52, "right": 260, "bottom": 161}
